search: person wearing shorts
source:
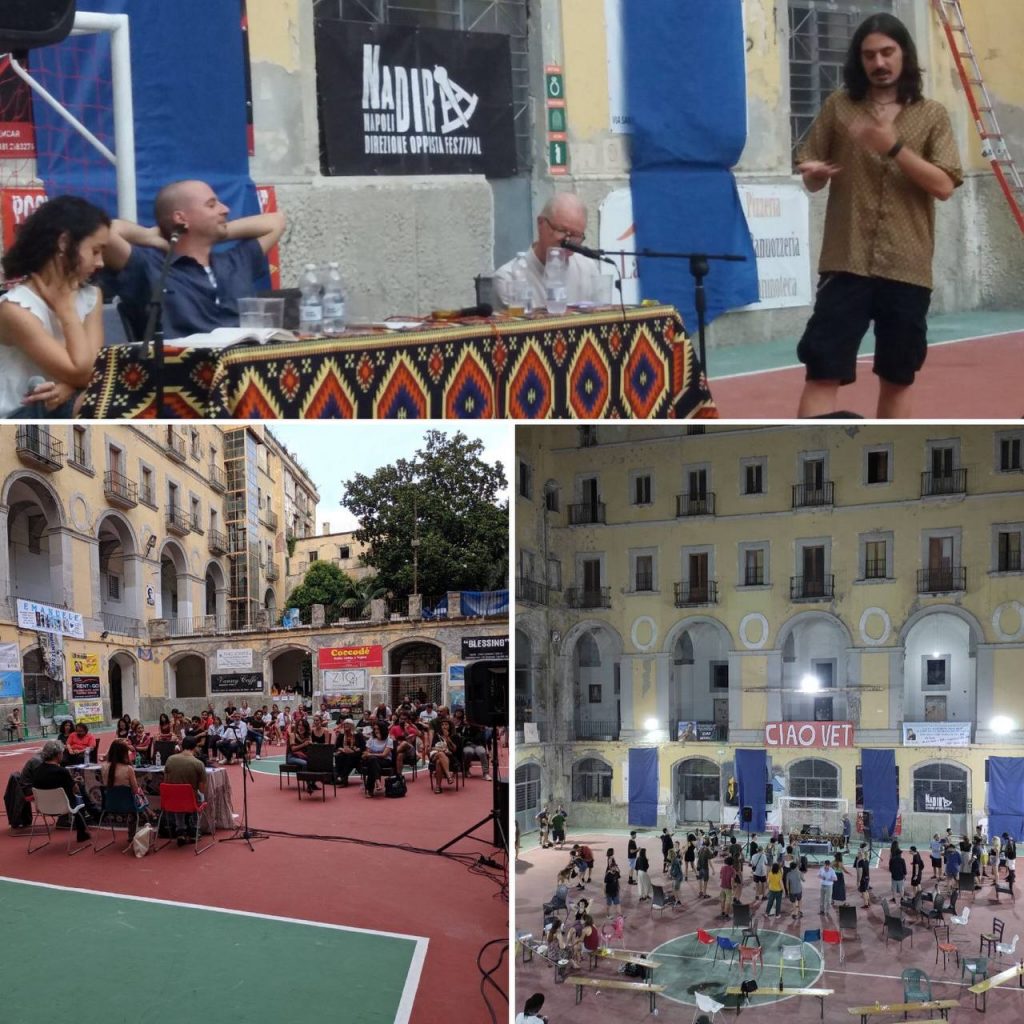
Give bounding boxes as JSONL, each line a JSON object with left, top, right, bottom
{"left": 787, "top": 857, "right": 804, "bottom": 919}
{"left": 627, "top": 830, "right": 638, "bottom": 885}
{"left": 793, "top": 13, "right": 962, "bottom": 419}
{"left": 550, "top": 807, "right": 566, "bottom": 848}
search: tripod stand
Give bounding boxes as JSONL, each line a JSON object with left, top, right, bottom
{"left": 436, "top": 728, "right": 507, "bottom": 857}
{"left": 221, "top": 738, "right": 267, "bottom": 851}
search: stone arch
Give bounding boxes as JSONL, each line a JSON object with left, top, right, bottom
{"left": 571, "top": 754, "right": 613, "bottom": 803}
{"left": 96, "top": 509, "right": 142, "bottom": 628}
{"left": 515, "top": 759, "right": 544, "bottom": 834}
{"left": 671, "top": 754, "right": 723, "bottom": 825}
{"left": 165, "top": 650, "right": 207, "bottom": 701}
{"left": 109, "top": 650, "right": 140, "bottom": 721}
{"left": 267, "top": 643, "right": 312, "bottom": 699}
{"left": 665, "top": 616, "right": 733, "bottom": 740}
{"left": 159, "top": 538, "right": 192, "bottom": 628}
{"left": 5, "top": 471, "right": 69, "bottom": 609}
{"left": 776, "top": 609, "right": 854, "bottom": 652}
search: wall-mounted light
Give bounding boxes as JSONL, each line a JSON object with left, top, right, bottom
{"left": 800, "top": 674, "right": 820, "bottom": 693}
{"left": 643, "top": 717, "right": 659, "bottom": 731}
{"left": 145, "top": 535, "right": 157, "bottom": 554}
{"left": 991, "top": 716, "right": 1014, "bottom": 735}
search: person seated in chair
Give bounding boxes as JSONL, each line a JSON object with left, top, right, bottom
{"left": 387, "top": 713, "right": 418, "bottom": 776}
{"left": 428, "top": 718, "right": 456, "bottom": 786}
{"left": 64, "top": 721, "right": 97, "bottom": 764}
{"left": 361, "top": 721, "right": 394, "bottom": 796}
{"left": 5, "top": 705, "right": 24, "bottom": 740}
{"left": 130, "top": 720, "right": 153, "bottom": 764}
{"left": 332, "top": 718, "right": 364, "bottom": 786}
{"left": 102, "top": 179, "right": 286, "bottom": 340}
{"left": 217, "top": 711, "right": 249, "bottom": 764}
{"left": 453, "top": 709, "right": 491, "bottom": 780}
{"left": 32, "top": 740, "right": 91, "bottom": 843}
{"left": 244, "top": 709, "right": 265, "bottom": 759}
{"left": 162, "top": 736, "right": 206, "bottom": 845}
{"left": 183, "top": 716, "right": 208, "bottom": 765}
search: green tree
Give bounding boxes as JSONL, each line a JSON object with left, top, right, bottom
{"left": 284, "top": 561, "right": 382, "bottom": 622}
{"left": 342, "top": 430, "right": 508, "bottom": 598}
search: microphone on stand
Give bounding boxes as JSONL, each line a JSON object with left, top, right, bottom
{"left": 560, "top": 238, "right": 618, "bottom": 270}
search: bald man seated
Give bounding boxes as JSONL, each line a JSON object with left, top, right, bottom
{"left": 102, "top": 179, "right": 286, "bottom": 340}
{"left": 493, "top": 193, "right": 602, "bottom": 310}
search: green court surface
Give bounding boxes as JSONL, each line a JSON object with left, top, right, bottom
{"left": 651, "top": 928, "right": 824, "bottom": 1009}
{"left": 0, "top": 877, "right": 426, "bottom": 1023}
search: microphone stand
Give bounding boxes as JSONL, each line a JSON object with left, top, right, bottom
{"left": 141, "top": 228, "right": 183, "bottom": 418}
{"left": 221, "top": 733, "right": 267, "bottom": 852}
{"left": 574, "top": 245, "right": 748, "bottom": 378}
{"left": 436, "top": 726, "right": 507, "bottom": 859}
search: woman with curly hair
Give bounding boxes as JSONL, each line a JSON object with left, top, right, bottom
{"left": 0, "top": 194, "right": 110, "bottom": 417}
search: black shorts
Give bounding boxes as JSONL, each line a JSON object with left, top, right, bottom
{"left": 797, "top": 272, "right": 931, "bottom": 386}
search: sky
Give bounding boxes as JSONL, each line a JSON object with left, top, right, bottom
{"left": 269, "top": 422, "right": 513, "bottom": 533}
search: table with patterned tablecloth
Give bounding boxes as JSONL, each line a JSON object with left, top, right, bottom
{"left": 78, "top": 304, "right": 717, "bottom": 419}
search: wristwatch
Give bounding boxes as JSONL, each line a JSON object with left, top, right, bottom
{"left": 887, "top": 141, "right": 904, "bottom": 159}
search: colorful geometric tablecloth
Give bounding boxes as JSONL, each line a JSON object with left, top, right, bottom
{"left": 78, "top": 305, "right": 717, "bottom": 419}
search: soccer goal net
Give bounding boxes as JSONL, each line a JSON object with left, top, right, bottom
{"left": 778, "top": 796, "right": 849, "bottom": 839}
{"left": 0, "top": 10, "right": 135, "bottom": 226}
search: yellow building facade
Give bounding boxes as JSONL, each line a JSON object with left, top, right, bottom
{"left": 515, "top": 424, "right": 1024, "bottom": 841}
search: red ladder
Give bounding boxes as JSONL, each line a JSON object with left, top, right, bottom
{"left": 931, "top": 0, "right": 1024, "bottom": 233}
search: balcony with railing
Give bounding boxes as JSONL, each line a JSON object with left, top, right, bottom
{"left": 676, "top": 492, "right": 715, "bottom": 517}
{"left": 630, "top": 571, "right": 655, "bottom": 593}
{"left": 263, "top": 508, "right": 279, "bottom": 530}
{"left": 674, "top": 579, "right": 718, "bottom": 606}
{"left": 792, "top": 481, "right": 834, "bottom": 508}
{"left": 571, "top": 718, "right": 620, "bottom": 741}
{"left": 568, "top": 502, "right": 606, "bottom": 526}
{"left": 166, "top": 507, "right": 191, "bottom": 536}
{"left": 790, "top": 574, "right": 835, "bottom": 601}
{"left": 208, "top": 464, "right": 227, "bottom": 492}
{"left": 917, "top": 566, "right": 966, "bottom": 594}
{"left": 16, "top": 426, "right": 64, "bottom": 472}
{"left": 564, "top": 586, "right": 611, "bottom": 609}
{"left": 101, "top": 612, "right": 143, "bottom": 639}
{"left": 103, "top": 469, "right": 138, "bottom": 509}
{"left": 266, "top": 561, "right": 280, "bottom": 581}
{"left": 921, "top": 469, "right": 967, "bottom": 497}
{"left": 516, "top": 577, "right": 549, "bottom": 606}
{"left": 208, "top": 529, "right": 228, "bottom": 555}
{"left": 165, "top": 430, "right": 186, "bottom": 462}
{"left": 742, "top": 568, "right": 765, "bottom": 587}
{"left": 167, "top": 614, "right": 229, "bottom": 637}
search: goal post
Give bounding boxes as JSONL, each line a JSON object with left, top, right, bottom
{"left": 1, "top": 10, "right": 135, "bottom": 219}
{"left": 778, "top": 796, "right": 849, "bottom": 839}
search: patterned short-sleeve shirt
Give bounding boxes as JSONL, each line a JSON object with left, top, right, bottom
{"left": 797, "top": 91, "right": 963, "bottom": 289}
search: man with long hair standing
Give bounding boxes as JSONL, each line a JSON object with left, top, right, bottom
{"left": 794, "top": 13, "right": 962, "bottom": 419}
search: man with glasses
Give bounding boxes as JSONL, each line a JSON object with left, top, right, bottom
{"left": 493, "top": 193, "right": 601, "bottom": 309}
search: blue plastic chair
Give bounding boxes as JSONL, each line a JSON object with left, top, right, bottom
{"left": 93, "top": 785, "right": 144, "bottom": 853}
{"left": 713, "top": 934, "right": 739, "bottom": 966}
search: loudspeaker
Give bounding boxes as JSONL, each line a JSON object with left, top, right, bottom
{"left": 742, "top": 805, "right": 753, "bottom": 824}
{"left": 862, "top": 810, "right": 873, "bottom": 831}
{"left": 0, "top": 1, "right": 76, "bottom": 55}
{"left": 464, "top": 661, "right": 508, "bottom": 727}
{"left": 765, "top": 783, "right": 774, "bottom": 806}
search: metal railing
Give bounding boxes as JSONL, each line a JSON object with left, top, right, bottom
{"left": 631, "top": 572, "right": 655, "bottom": 593}
{"left": 921, "top": 469, "right": 967, "bottom": 497}
{"left": 571, "top": 719, "right": 620, "bottom": 741}
{"left": 140, "top": 485, "right": 155, "bottom": 507}
{"left": 266, "top": 562, "right": 280, "bottom": 581}
{"left": 165, "top": 431, "right": 186, "bottom": 460}
{"left": 792, "top": 481, "right": 834, "bottom": 508}
{"left": 564, "top": 586, "right": 611, "bottom": 609}
{"left": 103, "top": 469, "right": 138, "bottom": 505}
{"left": 516, "top": 577, "right": 549, "bottom": 605}
{"left": 166, "top": 507, "right": 191, "bottom": 534}
{"left": 101, "top": 612, "right": 143, "bottom": 638}
{"left": 208, "top": 529, "right": 228, "bottom": 555}
{"left": 568, "top": 502, "right": 606, "bottom": 526}
{"left": 917, "top": 567, "right": 966, "bottom": 594}
{"left": 15, "top": 426, "right": 64, "bottom": 469}
{"left": 676, "top": 492, "right": 715, "bottom": 517}
{"left": 263, "top": 508, "right": 279, "bottom": 530}
{"left": 863, "top": 559, "right": 888, "bottom": 580}
{"left": 208, "top": 464, "right": 227, "bottom": 492}
{"left": 742, "top": 568, "right": 765, "bottom": 586}
{"left": 674, "top": 580, "right": 718, "bottom": 606}
{"left": 790, "top": 574, "right": 835, "bottom": 600}
{"left": 168, "top": 614, "right": 229, "bottom": 637}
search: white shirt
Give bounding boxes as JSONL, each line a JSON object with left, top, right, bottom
{"left": 222, "top": 720, "right": 248, "bottom": 742}
{"left": 0, "top": 282, "right": 98, "bottom": 416}
{"left": 493, "top": 247, "right": 602, "bottom": 309}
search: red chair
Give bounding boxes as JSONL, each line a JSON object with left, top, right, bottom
{"left": 822, "top": 928, "right": 845, "bottom": 964}
{"left": 695, "top": 927, "right": 716, "bottom": 959}
{"left": 738, "top": 944, "right": 764, "bottom": 973}
{"left": 601, "top": 915, "right": 625, "bottom": 948}
{"left": 153, "top": 783, "right": 215, "bottom": 855}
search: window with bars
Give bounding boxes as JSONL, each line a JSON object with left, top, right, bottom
{"left": 789, "top": 1, "right": 894, "bottom": 157}
{"left": 572, "top": 757, "right": 612, "bottom": 803}
{"left": 314, "top": 0, "right": 531, "bottom": 171}
{"left": 788, "top": 758, "right": 839, "bottom": 800}
{"left": 997, "top": 529, "right": 1022, "bottom": 572}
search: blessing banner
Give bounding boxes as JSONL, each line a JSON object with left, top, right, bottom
{"left": 902, "top": 722, "right": 971, "bottom": 747}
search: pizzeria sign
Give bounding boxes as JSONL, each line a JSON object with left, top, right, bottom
{"left": 765, "top": 721, "right": 855, "bottom": 748}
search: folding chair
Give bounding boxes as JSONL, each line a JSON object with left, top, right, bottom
{"left": 27, "top": 787, "right": 91, "bottom": 855}
{"left": 153, "top": 783, "right": 215, "bottom": 855}
{"left": 92, "top": 785, "right": 144, "bottom": 854}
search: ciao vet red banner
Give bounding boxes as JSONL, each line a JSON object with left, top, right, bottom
{"left": 314, "top": 19, "right": 517, "bottom": 177}
{"left": 765, "top": 721, "right": 855, "bottom": 748}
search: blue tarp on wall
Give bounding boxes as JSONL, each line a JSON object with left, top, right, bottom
{"left": 862, "top": 749, "right": 899, "bottom": 840}
{"left": 31, "top": 0, "right": 259, "bottom": 227}
{"left": 987, "top": 757, "right": 1024, "bottom": 842}
{"left": 623, "top": 0, "right": 757, "bottom": 328}
{"left": 735, "top": 749, "right": 767, "bottom": 832}
{"left": 628, "top": 747, "right": 658, "bottom": 826}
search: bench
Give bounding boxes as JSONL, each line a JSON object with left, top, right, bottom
{"left": 968, "top": 959, "right": 1024, "bottom": 1012}
{"left": 847, "top": 999, "right": 958, "bottom": 1024}
{"left": 726, "top": 986, "right": 832, "bottom": 1019}
{"left": 586, "top": 948, "right": 662, "bottom": 975}
{"left": 571, "top": 975, "right": 666, "bottom": 1012}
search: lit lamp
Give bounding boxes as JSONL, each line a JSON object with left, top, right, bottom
{"left": 643, "top": 717, "right": 659, "bottom": 732}
{"left": 800, "top": 674, "right": 820, "bottom": 693}
{"left": 990, "top": 716, "right": 1014, "bottom": 735}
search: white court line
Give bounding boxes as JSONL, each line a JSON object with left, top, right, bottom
{"left": 0, "top": 875, "right": 428, "bottom": 1024}
{"left": 713, "top": 328, "right": 1024, "bottom": 381}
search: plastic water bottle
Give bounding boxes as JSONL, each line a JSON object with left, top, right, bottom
{"left": 83, "top": 746, "right": 89, "bottom": 765}
{"left": 299, "top": 262, "right": 323, "bottom": 335}
{"left": 544, "top": 247, "right": 568, "bottom": 315}
{"left": 155, "top": 751, "right": 162, "bottom": 767}
{"left": 509, "top": 252, "right": 530, "bottom": 314}
{"left": 322, "top": 262, "right": 346, "bottom": 335}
